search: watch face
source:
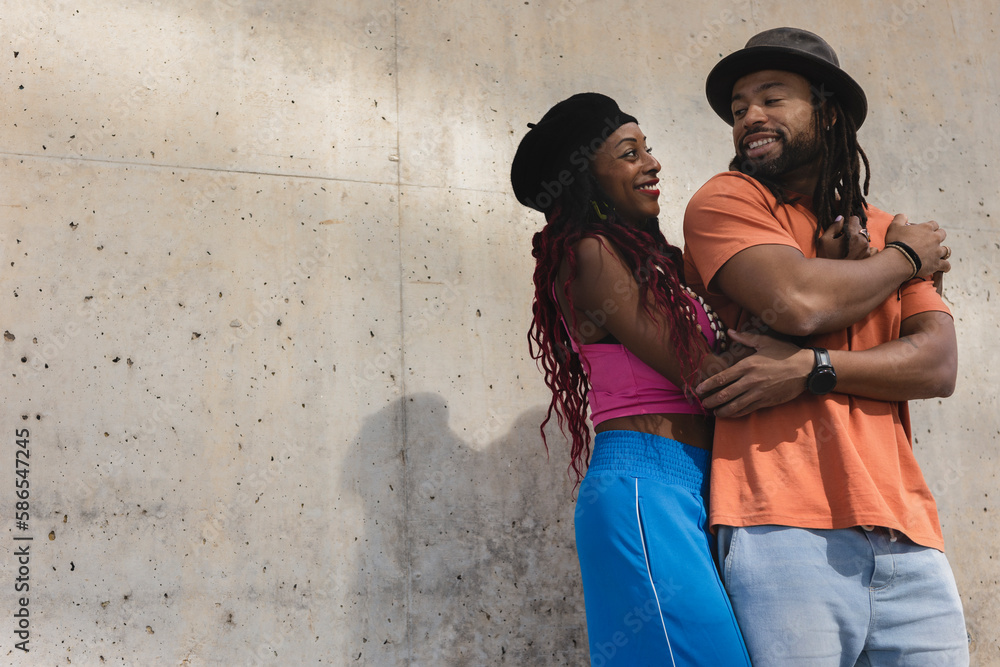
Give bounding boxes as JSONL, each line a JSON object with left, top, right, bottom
{"left": 809, "top": 369, "right": 837, "bottom": 395}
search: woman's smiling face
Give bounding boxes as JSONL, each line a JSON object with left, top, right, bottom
{"left": 590, "top": 122, "right": 661, "bottom": 226}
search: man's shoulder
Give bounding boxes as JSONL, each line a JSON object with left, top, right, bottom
{"left": 685, "top": 171, "right": 780, "bottom": 231}
{"left": 692, "top": 171, "right": 768, "bottom": 199}
{"left": 861, "top": 202, "right": 895, "bottom": 233}
{"left": 686, "top": 171, "right": 777, "bottom": 218}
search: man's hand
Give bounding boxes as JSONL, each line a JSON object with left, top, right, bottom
{"left": 817, "top": 215, "right": 876, "bottom": 260}
{"left": 884, "top": 214, "right": 952, "bottom": 278}
{"left": 695, "top": 330, "right": 814, "bottom": 418}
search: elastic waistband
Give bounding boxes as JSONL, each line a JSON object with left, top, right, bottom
{"left": 586, "top": 430, "right": 710, "bottom": 497}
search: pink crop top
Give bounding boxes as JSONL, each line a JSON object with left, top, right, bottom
{"left": 564, "top": 293, "right": 716, "bottom": 425}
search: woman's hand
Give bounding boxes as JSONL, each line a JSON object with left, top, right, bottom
{"left": 695, "top": 330, "right": 814, "bottom": 419}
{"left": 817, "top": 215, "right": 875, "bottom": 260}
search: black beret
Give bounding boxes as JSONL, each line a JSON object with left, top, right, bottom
{"left": 511, "top": 93, "right": 637, "bottom": 212}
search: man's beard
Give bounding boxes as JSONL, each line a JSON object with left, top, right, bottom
{"left": 730, "top": 125, "right": 823, "bottom": 181}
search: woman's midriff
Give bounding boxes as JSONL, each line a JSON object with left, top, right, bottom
{"left": 594, "top": 413, "right": 713, "bottom": 451}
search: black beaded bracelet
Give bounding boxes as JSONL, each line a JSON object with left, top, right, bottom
{"left": 884, "top": 241, "right": 921, "bottom": 280}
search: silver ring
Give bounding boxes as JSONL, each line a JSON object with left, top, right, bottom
{"left": 859, "top": 227, "right": 870, "bottom": 241}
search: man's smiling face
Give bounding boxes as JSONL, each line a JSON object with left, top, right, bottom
{"left": 730, "top": 69, "right": 830, "bottom": 190}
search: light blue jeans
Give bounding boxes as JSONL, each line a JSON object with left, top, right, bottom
{"left": 717, "top": 524, "right": 969, "bottom": 666}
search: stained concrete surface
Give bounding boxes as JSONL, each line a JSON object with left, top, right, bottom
{"left": 1, "top": 1, "right": 997, "bottom": 664}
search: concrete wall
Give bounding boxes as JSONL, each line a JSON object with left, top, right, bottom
{"left": 1, "top": 0, "right": 996, "bottom": 664}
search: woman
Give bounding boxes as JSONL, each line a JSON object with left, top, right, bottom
{"left": 510, "top": 92, "right": 755, "bottom": 666}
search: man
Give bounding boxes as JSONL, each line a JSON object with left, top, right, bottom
{"left": 683, "top": 27, "right": 968, "bottom": 665}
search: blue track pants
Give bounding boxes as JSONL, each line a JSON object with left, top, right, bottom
{"left": 574, "top": 430, "right": 751, "bottom": 666}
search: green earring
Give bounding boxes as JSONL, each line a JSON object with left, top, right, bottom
{"left": 591, "top": 200, "right": 608, "bottom": 221}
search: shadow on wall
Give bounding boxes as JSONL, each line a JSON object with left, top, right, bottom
{"left": 340, "top": 392, "right": 587, "bottom": 665}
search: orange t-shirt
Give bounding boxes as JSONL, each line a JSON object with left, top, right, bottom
{"left": 682, "top": 172, "right": 951, "bottom": 551}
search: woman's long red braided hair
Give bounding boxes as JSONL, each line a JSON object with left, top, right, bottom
{"left": 527, "top": 174, "right": 709, "bottom": 485}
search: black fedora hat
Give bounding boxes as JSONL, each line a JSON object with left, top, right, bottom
{"left": 706, "top": 27, "right": 867, "bottom": 129}
{"left": 511, "top": 93, "right": 637, "bottom": 213}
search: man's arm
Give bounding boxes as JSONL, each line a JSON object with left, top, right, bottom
{"left": 829, "top": 310, "right": 956, "bottom": 399}
{"left": 695, "top": 310, "right": 957, "bottom": 418}
{"left": 712, "top": 215, "right": 950, "bottom": 337}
